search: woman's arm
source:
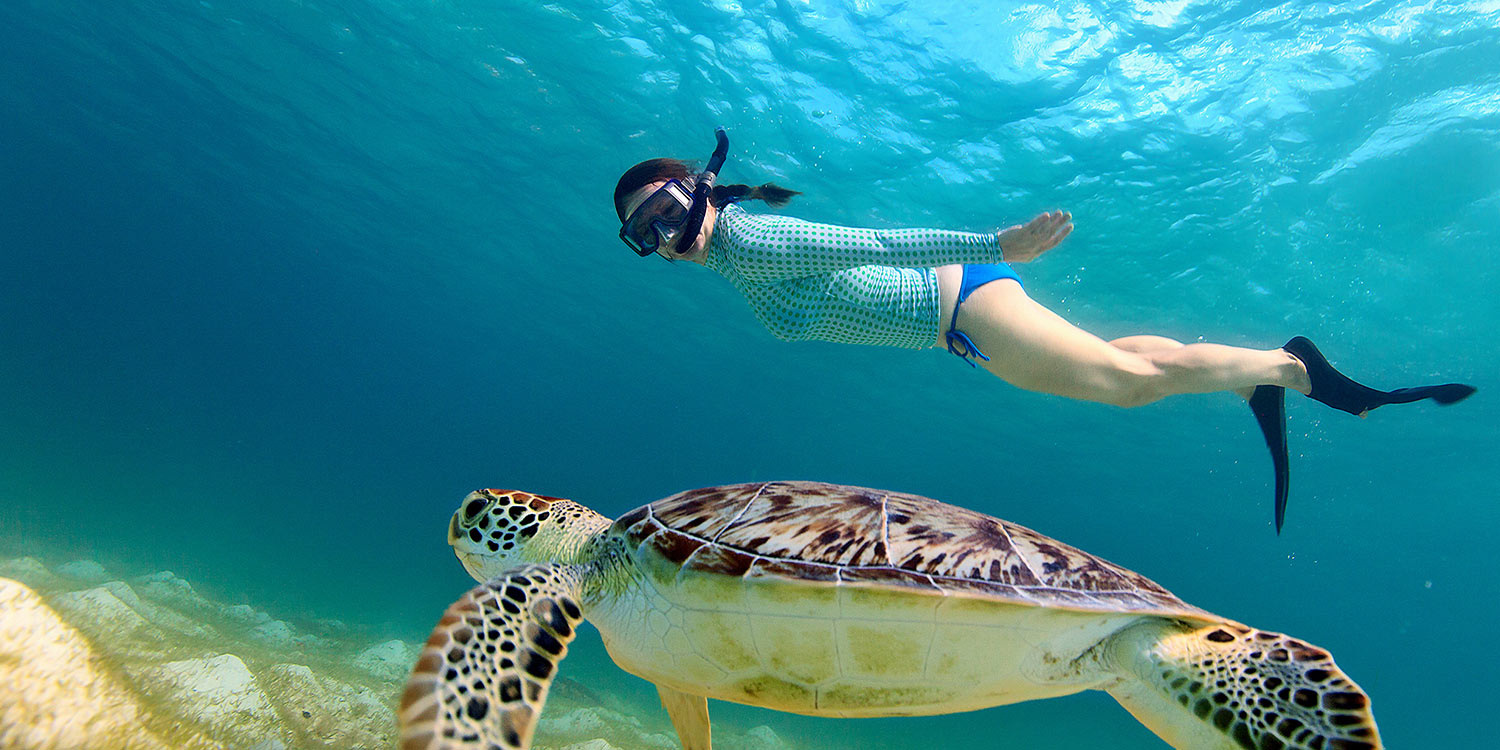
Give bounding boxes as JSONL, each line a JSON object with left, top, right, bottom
{"left": 726, "top": 210, "right": 1071, "bottom": 281}
{"left": 726, "top": 213, "right": 996, "bottom": 281}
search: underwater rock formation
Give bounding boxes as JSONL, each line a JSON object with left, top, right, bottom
{"left": 0, "top": 558, "right": 399, "bottom": 750}
{"left": 0, "top": 579, "right": 171, "bottom": 750}
{"left": 353, "top": 638, "right": 419, "bottom": 681}
{"left": 0, "top": 557, "right": 801, "bottom": 750}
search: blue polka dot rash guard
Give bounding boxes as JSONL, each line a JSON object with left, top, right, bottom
{"left": 703, "top": 204, "right": 1003, "bottom": 348}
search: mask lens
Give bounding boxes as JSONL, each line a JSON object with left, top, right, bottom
{"left": 620, "top": 180, "right": 694, "bottom": 256}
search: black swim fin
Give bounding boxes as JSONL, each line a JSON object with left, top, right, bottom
{"left": 1283, "top": 336, "right": 1477, "bottom": 416}
{"left": 1253, "top": 337, "right": 1476, "bottom": 533}
{"left": 1249, "top": 385, "right": 1290, "bottom": 533}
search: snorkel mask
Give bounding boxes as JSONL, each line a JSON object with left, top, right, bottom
{"left": 620, "top": 127, "right": 730, "bottom": 257}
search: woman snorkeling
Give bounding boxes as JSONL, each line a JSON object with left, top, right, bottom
{"left": 615, "top": 129, "right": 1476, "bottom": 531}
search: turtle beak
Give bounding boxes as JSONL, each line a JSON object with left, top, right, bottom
{"left": 447, "top": 511, "right": 462, "bottom": 544}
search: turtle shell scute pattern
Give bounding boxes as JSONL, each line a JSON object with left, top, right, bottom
{"left": 613, "top": 481, "right": 1202, "bottom": 615}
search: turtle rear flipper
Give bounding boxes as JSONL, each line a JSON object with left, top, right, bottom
{"left": 656, "top": 684, "right": 713, "bottom": 750}
{"left": 1102, "top": 619, "right": 1381, "bottom": 750}
{"left": 400, "top": 563, "right": 586, "bottom": 750}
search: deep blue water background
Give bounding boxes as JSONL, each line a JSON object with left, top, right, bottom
{"left": 2, "top": 1, "right": 1496, "bottom": 747}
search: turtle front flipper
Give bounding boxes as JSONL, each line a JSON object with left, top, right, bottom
{"left": 399, "top": 563, "right": 586, "bottom": 750}
{"left": 1101, "top": 619, "right": 1381, "bottom": 750}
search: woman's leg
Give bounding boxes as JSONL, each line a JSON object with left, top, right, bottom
{"left": 957, "top": 281, "right": 1310, "bottom": 407}
{"left": 1107, "top": 335, "right": 1184, "bottom": 354}
{"left": 1109, "top": 335, "right": 1257, "bottom": 400}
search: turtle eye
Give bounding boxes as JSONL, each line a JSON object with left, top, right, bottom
{"left": 464, "top": 497, "right": 488, "bottom": 520}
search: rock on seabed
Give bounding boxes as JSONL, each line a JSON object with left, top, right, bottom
{"left": 0, "top": 563, "right": 402, "bottom": 750}
{"left": 352, "top": 638, "right": 417, "bottom": 682}
{"left": 140, "top": 654, "right": 290, "bottom": 747}
{"left": 0, "top": 579, "right": 171, "bottom": 750}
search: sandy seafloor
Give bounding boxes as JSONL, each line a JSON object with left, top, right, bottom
{"left": 2, "top": 0, "right": 1498, "bottom": 748}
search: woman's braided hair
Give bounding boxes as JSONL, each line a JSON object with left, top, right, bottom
{"left": 614, "top": 158, "right": 799, "bottom": 221}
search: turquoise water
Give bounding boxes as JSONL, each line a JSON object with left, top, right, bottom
{"left": 2, "top": 0, "right": 1496, "bottom": 747}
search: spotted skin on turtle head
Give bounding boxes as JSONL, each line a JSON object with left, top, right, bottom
{"left": 399, "top": 563, "right": 585, "bottom": 750}
{"left": 451, "top": 490, "right": 562, "bottom": 554}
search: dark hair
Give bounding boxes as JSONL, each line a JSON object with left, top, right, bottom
{"left": 613, "top": 158, "right": 800, "bottom": 221}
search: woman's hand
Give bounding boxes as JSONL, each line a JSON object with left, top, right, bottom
{"left": 997, "top": 210, "right": 1072, "bottom": 263}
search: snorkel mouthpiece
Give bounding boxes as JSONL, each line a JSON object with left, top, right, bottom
{"left": 669, "top": 127, "right": 730, "bottom": 256}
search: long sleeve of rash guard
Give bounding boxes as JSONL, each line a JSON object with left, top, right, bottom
{"left": 718, "top": 209, "right": 1001, "bottom": 283}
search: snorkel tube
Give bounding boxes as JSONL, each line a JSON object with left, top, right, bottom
{"left": 669, "top": 127, "right": 729, "bottom": 256}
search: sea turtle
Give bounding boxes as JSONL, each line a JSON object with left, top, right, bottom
{"left": 398, "top": 481, "right": 1380, "bottom": 750}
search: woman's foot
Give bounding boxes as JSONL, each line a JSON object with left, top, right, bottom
{"left": 1283, "top": 336, "right": 1477, "bottom": 417}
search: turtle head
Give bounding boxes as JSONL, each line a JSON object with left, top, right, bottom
{"left": 448, "top": 489, "right": 611, "bottom": 580}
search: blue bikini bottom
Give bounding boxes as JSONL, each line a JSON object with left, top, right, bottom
{"left": 945, "top": 263, "right": 1022, "bottom": 367}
